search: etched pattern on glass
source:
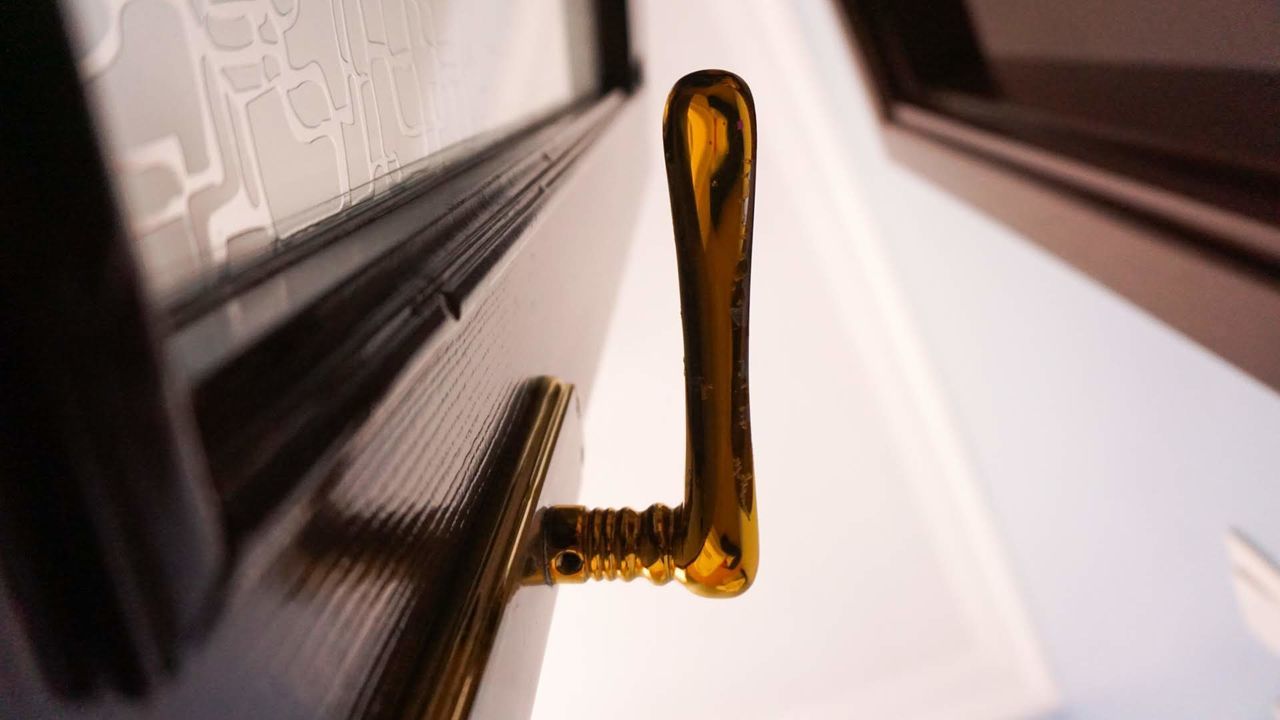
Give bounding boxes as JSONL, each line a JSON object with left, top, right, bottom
{"left": 61, "top": 0, "right": 592, "bottom": 295}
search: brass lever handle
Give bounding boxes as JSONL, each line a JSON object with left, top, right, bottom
{"left": 539, "top": 70, "right": 758, "bottom": 598}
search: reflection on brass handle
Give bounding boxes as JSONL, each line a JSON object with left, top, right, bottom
{"left": 540, "top": 70, "right": 758, "bottom": 598}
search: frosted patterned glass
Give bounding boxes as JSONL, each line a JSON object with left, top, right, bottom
{"left": 61, "top": 0, "right": 596, "bottom": 296}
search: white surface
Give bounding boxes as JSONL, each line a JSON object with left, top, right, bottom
{"left": 532, "top": 3, "right": 1056, "bottom": 719}
{"left": 786, "top": 0, "right": 1280, "bottom": 717}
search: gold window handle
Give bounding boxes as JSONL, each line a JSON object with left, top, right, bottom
{"left": 539, "top": 70, "right": 758, "bottom": 598}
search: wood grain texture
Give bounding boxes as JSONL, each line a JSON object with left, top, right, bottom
{"left": 3, "top": 91, "right": 646, "bottom": 720}
{"left": 0, "top": 1, "right": 223, "bottom": 697}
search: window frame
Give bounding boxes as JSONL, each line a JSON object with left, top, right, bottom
{"left": 837, "top": 0, "right": 1280, "bottom": 392}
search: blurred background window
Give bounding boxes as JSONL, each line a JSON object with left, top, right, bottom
{"left": 842, "top": 0, "right": 1280, "bottom": 247}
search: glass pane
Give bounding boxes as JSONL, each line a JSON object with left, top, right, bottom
{"left": 60, "top": 0, "right": 600, "bottom": 297}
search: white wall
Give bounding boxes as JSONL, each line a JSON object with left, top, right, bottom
{"left": 533, "top": 2, "right": 1280, "bottom": 718}
{"left": 533, "top": 2, "right": 1054, "bottom": 718}
{"left": 791, "top": 1, "right": 1280, "bottom": 717}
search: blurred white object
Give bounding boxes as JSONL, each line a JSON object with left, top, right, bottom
{"left": 1228, "top": 530, "right": 1280, "bottom": 657}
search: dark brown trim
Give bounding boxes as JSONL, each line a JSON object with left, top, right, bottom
{"left": 894, "top": 106, "right": 1280, "bottom": 277}
{"left": 596, "top": 0, "right": 641, "bottom": 92}
{"left": 2, "top": 0, "right": 638, "bottom": 703}
{"left": 162, "top": 107, "right": 576, "bottom": 329}
{"left": 0, "top": 1, "right": 224, "bottom": 697}
{"left": 839, "top": 0, "right": 1280, "bottom": 228}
